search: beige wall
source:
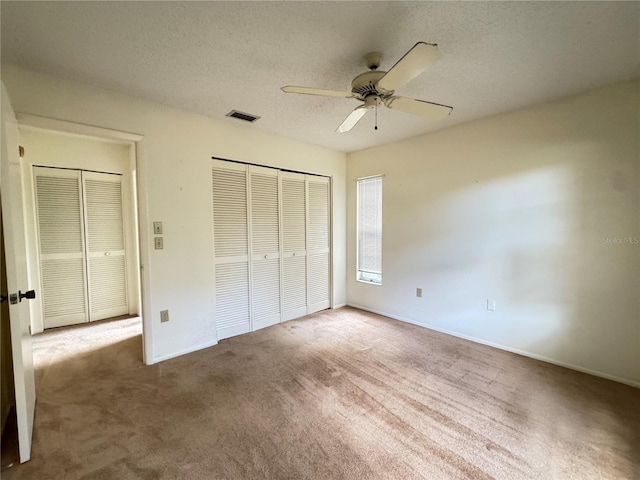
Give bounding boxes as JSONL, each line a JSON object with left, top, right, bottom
{"left": 2, "top": 65, "right": 347, "bottom": 363}
{"left": 347, "top": 80, "right": 640, "bottom": 386}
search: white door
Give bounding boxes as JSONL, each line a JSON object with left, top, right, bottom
{"left": 34, "top": 168, "right": 129, "bottom": 327}
{"left": 1, "top": 83, "right": 36, "bottom": 462}
{"left": 306, "top": 176, "right": 331, "bottom": 314}
{"left": 212, "top": 160, "right": 251, "bottom": 339}
{"left": 249, "top": 166, "right": 281, "bottom": 330}
{"left": 83, "top": 171, "right": 128, "bottom": 321}
{"left": 280, "top": 171, "right": 307, "bottom": 321}
{"left": 33, "top": 167, "right": 89, "bottom": 328}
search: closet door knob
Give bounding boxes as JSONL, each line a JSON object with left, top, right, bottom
{"left": 105, "top": 252, "right": 111, "bottom": 256}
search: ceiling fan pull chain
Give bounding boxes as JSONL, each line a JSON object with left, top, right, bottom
{"left": 375, "top": 98, "right": 378, "bottom": 131}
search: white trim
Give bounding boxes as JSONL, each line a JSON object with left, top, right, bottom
{"left": 150, "top": 339, "right": 219, "bottom": 365}
{"left": 347, "top": 304, "right": 640, "bottom": 389}
{"left": 354, "top": 174, "right": 385, "bottom": 181}
{"left": 135, "top": 139, "right": 153, "bottom": 365}
{"left": 16, "top": 114, "right": 143, "bottom": 143}
{"left": 211, "top": 156, "right": 331, "bottom": 179}
{"left": 332, "top": 303, "right": 347, "bottom": 309}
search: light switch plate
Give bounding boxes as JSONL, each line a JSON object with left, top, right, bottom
{"left": 160, "top": 310, "right": 169, "bottom": 323}
{"left": 153, "top": 222, "right": 163, "bottom": 235}
{"left": 154, "top": 237, "right": 163, "bottom": 250}
{"left": 416, "top": 288, "right": 423, "bottom": 298}
{"left": 487, "top": 299, "right": 496, "bottom": 311}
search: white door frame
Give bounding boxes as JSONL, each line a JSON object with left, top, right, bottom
{"left": 14, "top": 114, "right": 153, "bottom": 364}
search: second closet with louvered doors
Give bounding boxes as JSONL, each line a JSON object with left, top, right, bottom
{"left": 34, "top": 167, "right": 129, "bottom": 328}
{"left": 212, "top": 159, "right": 331, "bottom": 340}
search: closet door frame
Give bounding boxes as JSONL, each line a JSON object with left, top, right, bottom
{"left": 212, "top": 158, "right": 334, "bottom": 339}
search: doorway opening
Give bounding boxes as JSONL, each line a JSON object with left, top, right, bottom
{"left": 17, "top": 118, "right": 146, "bottom": 363}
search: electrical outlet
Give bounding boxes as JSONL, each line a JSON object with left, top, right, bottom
{"left": 487, "top": 299, "right": 496, "bottom": 311}
{"left": 154, "top": 237, "right": 163, "bottom": 250}
{"left": 160, "top": 310, "right": 169, "bottom": 323}
{"left": 416, "top": 288, "right": 423, "bottom": 298}
{"left": 153, "top": 221, "right": 163, "bottom": 235}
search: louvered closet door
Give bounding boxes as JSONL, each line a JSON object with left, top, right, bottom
{"left": 34, "top": 167, "right": 89, "bottom": 328}
{"left": 212, "top": 160, "right": 251, "bottom": 339}
{"left": 280, "top": 171, "right": 307, "bottom": 321}
{"left": 306, "top": 176, "right": 331, "bottom": 314}
{"left": 83, "top": 171, "right": 129, "bottom": 321}
{"left": 249, "top": 166, "right": 281, "bottom": 331}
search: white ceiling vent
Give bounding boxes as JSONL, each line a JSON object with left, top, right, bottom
{"left": 226, "top": 110, "right": 261, "bottom": 123}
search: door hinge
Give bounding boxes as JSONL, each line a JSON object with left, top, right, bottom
{"left": 9, "top": 293, "right": 18, "bottom": 305}
{"left": 19, "top": 145, "right": 25, "bottom": 157}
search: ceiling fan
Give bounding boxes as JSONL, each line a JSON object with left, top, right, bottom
{"left": 281, "top": 42, "right": 453, "bottom": 133}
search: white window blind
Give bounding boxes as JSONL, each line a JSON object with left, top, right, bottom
{"left": 357, "top": 176, "right": 382, "bottom": 284}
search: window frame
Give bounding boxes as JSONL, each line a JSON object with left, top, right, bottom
{"left": 356, "top": 175, "right": 382, "bottom": 285}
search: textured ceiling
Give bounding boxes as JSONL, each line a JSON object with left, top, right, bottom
{"left": 1, "top": 1, "right": 639, "bottom": 153}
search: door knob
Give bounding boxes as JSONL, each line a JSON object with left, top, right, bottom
{"left": 18, "top": 290, "right": 36, "bottom": 302}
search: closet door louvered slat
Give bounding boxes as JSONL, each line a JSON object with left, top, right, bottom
{"left": 250, "top": 166, "right": 281, "bottom": 330}
{"left": 306, "top": 176, "right": 331, "bottom": 313}
{"left": 83, "top": 172, "right": 129, "bottom": 321}
{"left": 280, "top": 172, "right": 307, "bottom": 321}
{"left": 34, "top": 167, "right": 89, "bottom": 328}
{"left": 212, "top": 160, "right": 251, "bottom": 339}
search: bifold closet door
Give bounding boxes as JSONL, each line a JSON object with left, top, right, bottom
{"left": 280, "top": 171, "right": 307, "bottom": 321}
{"left": 306, "top": 176, "right": 331, "bottom": 314}
{"left": 249, "top": 166, "right": 281, "bottom": 331}
{"left": 34, "top": 167, "right": 89, "bottom": 328}
{"left": 212, "top": 160, "right": 251, "bottom": 339}
{"left": 82, "top": 171, "right": 129, "bottom": 321}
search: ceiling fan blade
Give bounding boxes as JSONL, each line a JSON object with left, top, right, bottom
{"left": 384, "top": 96, "right": 453, "bottom": 119}
{"left": 336, "top": 105, "right": 368, "bottom": 133}
{"left": 377, "top": 42, "right": 443, "bottom": 92}
{"left": 282, "top": 86, "right": 353, "bottom": 98}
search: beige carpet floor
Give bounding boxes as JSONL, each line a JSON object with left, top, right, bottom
{"left": 3, "top": 307, "right": 639, "bottom": 480}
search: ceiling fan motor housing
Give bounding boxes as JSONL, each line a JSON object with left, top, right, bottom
{"left": 351, "top": 70, "right": 389, "bottom": 100}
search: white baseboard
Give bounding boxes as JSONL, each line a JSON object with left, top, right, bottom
{"left": 149, "top": 338, "right": 219, "bottom": 365}
{"left": 332, "top": 303, "right": 347, "bottom": 309}
{"left": 347, "top": 303, "right": 639, "bottom": 389}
